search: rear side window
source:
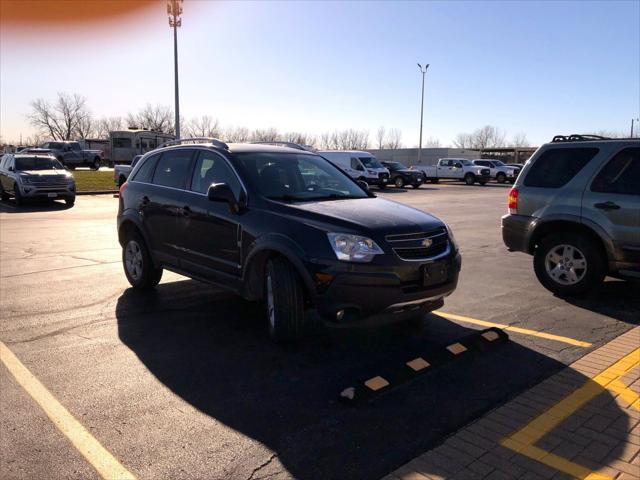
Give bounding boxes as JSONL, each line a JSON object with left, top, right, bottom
{"left": 591, "top": 147, "right": 639, "bottom": 196}
{"left": 151, "top": 150, "right": 194, "bottom": 189}
{"left": 524, "top": 148, "right": 598, "bottom": 188}
{"left": 131, "top": 153, "right": 160, "bottom": 183}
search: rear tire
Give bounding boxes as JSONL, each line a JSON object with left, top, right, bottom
{"left": 0, "top": 183, "right": 8, "bottom": 201}
{"left": 394, "top": 176, "right": 405, "bottom": 188}
{"left": 122, "top": 232, "right": 163, "bottom": 289}
{"left": 265, "top": 257, "right": 305, "bottom": 342}
{"left": 496, "top": 172, "right": 506, "bottom": 183}
{"left": 533, "top": 232, "right": 605, "bottom": 296}
{"left": 464, "top": 173, "right": 475, "bottom": 185}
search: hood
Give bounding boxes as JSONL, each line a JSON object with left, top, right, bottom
{"left": 275, "top": 197, "right": 444, "bottom": 236}
{"left": 396, "top": 168, "right": 422, "bottom": 175}
{"left": 21, "top": 169, "right": 69, "bottom": 176}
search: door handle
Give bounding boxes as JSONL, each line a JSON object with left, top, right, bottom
{"left": 141, "top": 196, "right": 150, "bottom": 205}
{"left": 594, "top": 201, "right": 620, "bottom": 211}
{"left": 181, "top": 205, "right": 191, "bottom": 216}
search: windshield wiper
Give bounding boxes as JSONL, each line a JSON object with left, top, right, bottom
{"left": 266, "top": 194, "right": 306, "bottom": 202}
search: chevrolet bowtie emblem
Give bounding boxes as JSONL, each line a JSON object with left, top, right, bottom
{"left": 422, "top": 238, "right": 433, "bottom": 248}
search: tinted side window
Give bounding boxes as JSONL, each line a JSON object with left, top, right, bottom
{"left": 190, "top": 151, "right": 241, "bottom": 197}
{"left": 131, "top": 153, "right": 160, "bottom": 183}
{"left": 524, "top": 148, "right": 598, "bottom": 188}
{"left": 350, "top": 157, "right": 360, "bottom": 169}
{"left": 151, "top": 150, "right": 194, "bottom": 189}
{"left": 591, "top": 147, "right": 639, "bottom": 196}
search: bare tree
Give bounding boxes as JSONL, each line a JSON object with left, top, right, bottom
{"left": 95, "top": 117, "right": 124, "bottom": 139}
{"left": 376, "top": 126, "right": 386, "bottom": 149}
{"left": 425, "top": 136, "right": 441, "bottom": 147}
{"left": 283, "top": 132, "right": 316, "bottom": 147}
{"left": 250, "top": 127, "right": 280, "bottom": 142}
{"left": 385, "top": 128, "right": 402, "bottom": 149}
{"left": 28, "top": 92, "right": 91, "bottom": 140}
{"left": 453, "top": 132, "right": 474, "bottom": 148}
{"left": 223, "top": 126, "right": 250, "bottom": 143}
{"left": 126, "top": 104, "right": 174, "bottom": 133}
{"left": 186, "top": 115, "right": 221, "bottom": 138}
{"left": 74, "top": 115, "right": 96, "bottom": 139}
{"left": 511, "top": 132, "right": 530, "bottom": 147}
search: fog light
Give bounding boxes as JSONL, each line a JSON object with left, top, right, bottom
{"left": 336, "top": 310, "right": 345, "bottom": 321}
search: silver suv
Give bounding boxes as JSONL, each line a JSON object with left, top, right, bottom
{"left": 0, "top": 153, "right": 76, "bottom": 206}
{"left": 502, "top": 135, "right": 639, "bottom": 295}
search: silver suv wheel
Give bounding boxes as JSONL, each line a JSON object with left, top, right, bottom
{"left": 124, "top": 240, "right": 143, "bottom": 281}
{"left": 544, "top": 244, "right": 587, "bottom": 285}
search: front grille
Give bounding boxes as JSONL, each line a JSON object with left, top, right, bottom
{"left": 387, "top": 227, "right": 449, "bottom": 260}
{"left": 393, "top": 242, "right": 448, "bottom": 260}
{"left": 30, "top": 176, "right": 68, "bottom": 185}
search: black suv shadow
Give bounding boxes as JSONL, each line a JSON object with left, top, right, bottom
{"left": 0, "top": 198, "right": 72, "bottom": 213}
{"left": 560, "top": 279, "right": 640, "bottom": 324}
{"left": 116, "top": 280, "right": 630, "bottom": 479}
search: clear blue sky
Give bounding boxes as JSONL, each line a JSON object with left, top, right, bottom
{"left": 1, "top": 0, "right": 638, "bottom": 146}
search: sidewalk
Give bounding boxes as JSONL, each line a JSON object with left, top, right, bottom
{"left": 385, "top": 327, "right": 640, "bottom": 480}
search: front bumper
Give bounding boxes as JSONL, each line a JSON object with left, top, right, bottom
{"left": 19, "top": 184, "right": 75, "bottom": 198}
{"left": 501, "top": 214, "right": 534, "bottom": 253}
{"left": 309, "top": 251, "right": 461, "bottom": 323}
{"left": 366, "top": 177, "right": 389, "bottom": 186}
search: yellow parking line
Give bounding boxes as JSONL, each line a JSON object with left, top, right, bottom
{"left": 0, "top": 341, "right": 136, "bottom": 480}
{"left": 500, "top": 348, "right": 640, "bottom": 480}
{"left": 433, "top": 311, "right": 592, "bottom": 347}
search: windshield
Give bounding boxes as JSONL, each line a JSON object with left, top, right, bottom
{"left": 234, "top": 152, "right": 368, "bottom": 202}
{"left": 15, "top": 157, "right": 64, "bottom": 171}
{"left": 359, "top": 156, "right": 383, "bottom": 168}
{"left": 385, "top": 162, "right": 406, "bottom": 171}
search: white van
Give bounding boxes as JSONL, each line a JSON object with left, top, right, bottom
{"left": 317, "top": 150, "right": 390, "bottom": 188}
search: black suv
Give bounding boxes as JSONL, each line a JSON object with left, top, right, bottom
{"left": 382, "top": 161, "right": 425, "bottom": 189}
{"left": 117, "top": 140, "right": 461, "bottom": 341}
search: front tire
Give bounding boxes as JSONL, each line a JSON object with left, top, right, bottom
{"left": 13, "top": 184, "right": 23, "bottom": 206}
{"left": 265, "top": 257, "right": 305, "bottom": 342}
{"left": 92, "top": 158, "right": 101, "bottom": 170}
{"left": 0, "top": 183, "right": 8, "bottom": 201}
{"left": 533, "top": 233, "right": 605, "bottom": 296}
{"left": 412, "top": 183, "right": 421, "bottom": 189}
{"left": 496, "top": 172, "right": 506, "bottom": 184}
{"left": 464, "top": 173, "right": 476, "bottom": 185}
{"left": 394, "top": 176, "right": 405, "bottom": 188}
{"left": 65, "top": 196, "right": 75, "bottom": 207}
{"left": 122, "top": 232, "right": 163, "bottom": 289}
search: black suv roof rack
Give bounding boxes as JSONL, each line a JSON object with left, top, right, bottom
{"left": 159, "top": 137, "right": 229, "bottom": 150}
{"left": 551, "top": 134, "right": 610, "bottom": 143}
{"left": 250, "top": 141, "right": 316, "bottom": 152}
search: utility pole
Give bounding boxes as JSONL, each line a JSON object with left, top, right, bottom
{"left": 168, "top": 0, "right": 183, "bottom": 139}
{"left": 631, "top": 118, "right": 639, "bottom": 138}
{"left": 417, "top": 63, "right": 429, "bottom": 164}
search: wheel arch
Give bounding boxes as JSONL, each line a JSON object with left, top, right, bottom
{"left": 243, "top": 238, "right": 315, "bottom": 303}
{"left": 528, "top": 219, "right": 611, "bottom": 260}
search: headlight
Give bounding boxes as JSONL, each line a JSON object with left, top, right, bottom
{"left": 327, "top": 233, "right": 384, "bottom": 262}
{"left": 19, "top": 175, "right": 32, "bottom": 184}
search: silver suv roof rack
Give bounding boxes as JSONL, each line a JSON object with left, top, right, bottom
{"left": 551, "top": 134, "right": 610, "bottom": 143}
{"left": 250, "top": 141, "right": 316, "bottom": 152}
{"left": 159, "top": 137, "right": 229, "bottom": 150}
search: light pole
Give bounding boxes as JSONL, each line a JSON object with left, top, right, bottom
{"left": 417, "top": 63, "right": 429, "bottom": 165}
{"left": 168, "top": 0, "right": 183, "bottom": 139}
{"left": 631, "top": 118, "right": 639, "bottom": 138}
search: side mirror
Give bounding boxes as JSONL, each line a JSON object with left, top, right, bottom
{"left": 207, "top": 183, "right": 242, "bottom": 213}
{"left": 357, "top": 180, "right": 369, "bottom": 191}
{"left": 8, "top": 166, "right": 14, "bottom": 172}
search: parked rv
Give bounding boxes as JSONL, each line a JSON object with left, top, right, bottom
{"left": 109, "top": 129, "right": 174, "bottom": 166}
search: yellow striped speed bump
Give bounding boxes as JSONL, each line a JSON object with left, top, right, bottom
{"left": 339, "top": 327, "right": 509, "bottom": 405}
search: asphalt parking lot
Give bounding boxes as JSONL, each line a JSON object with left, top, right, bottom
{"left": 1, "top": 183, "right": 638, "bottom": 480}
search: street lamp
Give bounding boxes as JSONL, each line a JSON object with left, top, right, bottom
{"left": 168, "top": 0, "right": 183, "bottom": 139}
{"left": 417, "top": 63, "right": 429, "bottom": 164}
{"left": 631, "top": 118, "right": 640, "bottom": 138}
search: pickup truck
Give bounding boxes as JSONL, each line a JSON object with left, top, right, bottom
{"left": 416, "top": 158, "right": 492, "bottom": 185}
{"left": 114, "top": 155, "right": 142, "bottom": 186}
{"left": 38, "top": 141, "right": 104, "bottom": 170}
{"left": 472, "top": 159, "right": 519, "bottom": 183}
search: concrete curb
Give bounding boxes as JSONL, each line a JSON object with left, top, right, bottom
{"left": 76, "top": 190, "right": 118, "bottom": 195}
